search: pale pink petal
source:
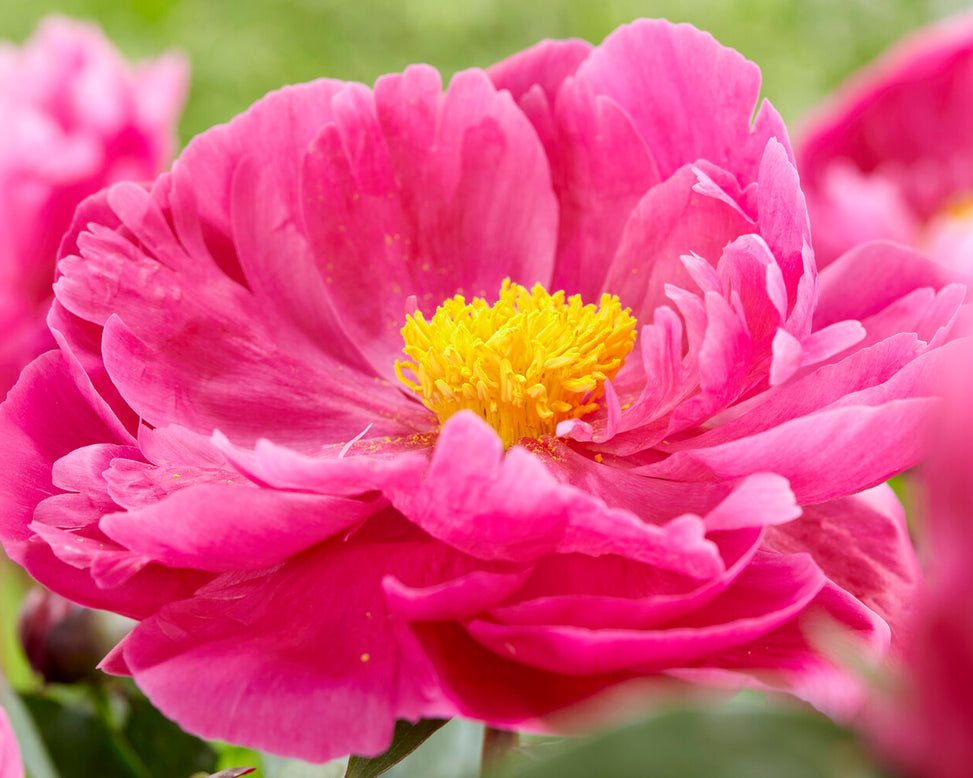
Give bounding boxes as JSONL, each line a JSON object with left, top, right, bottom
{"left": 0, "top": 706, "right": 24, "bottom": 778}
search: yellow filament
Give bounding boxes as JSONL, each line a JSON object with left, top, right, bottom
{"left": 395, "top": 279, "right": 637, "bottom": 448}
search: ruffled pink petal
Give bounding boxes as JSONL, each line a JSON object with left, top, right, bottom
{"left": 108, "top": 537, "right": 490, "bottom": 762}
{"left": 754, "top": 139, "right": 813, "bottom": 317}
{"left": 0, "top": 352, "right": 119, "bottom": 557}
{"left": 657, "top": 330, "right": 951, "bottom": 455}
{"left": 574, "top": 19, "right": 787, "bottom": 183}
{"left": 384, "top": 567, "right": 534, "bottom": 622}
{"left": 602, "top": 164, "right": 754, "bottom": 324}
{"left": 765, "top": 484, "right": 922, "bottom": 659}
{"left": 814, "top": 240, "right": 957, "bottom": 330}
{"left": 300, "top": 66, "right": 558, "bottom": 374}
{"left": 636, "top": 398, "right": 940, "bottom": 503}
{"left": 543, "top": 74, "right": 661, "bottom": 298}
{"left": 170, "top": 77, "right": 347, "bottom": 287}
{"left": 216, "top": 433, "right": 430, "bottom": 498}
{"left": 488, "top": 38, "right": 593, "bottom": 108}
{"left": 388, "top": 412, "right": 568, "bottom": 563}
{"left": 485, "top": 528, "right": 762, "bottom": 631}
{"left": 671, "top": 581, "right": 890, "bottom": 719}
{"left": 48, "top": 299, "right": 139, "bottom": 443}
{"left": 57, "top": 179, "right": 430, "bottom": 448}
{"left": 464, "top": 552, "right": 824, "bottom": 676}
{"left": 100, "top": 481, "right": 382, "bottom": 572}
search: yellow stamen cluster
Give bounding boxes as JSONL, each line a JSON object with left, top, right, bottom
{"left": 395, "top": 279, "right": 637, "bottom": 448}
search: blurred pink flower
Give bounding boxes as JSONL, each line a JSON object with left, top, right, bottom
{"left": 0, "top": 706, "right": 23, "bottom": 778}
{"left": 869, "top": 335, "right": 973, "bottom": 778}
{"left": 0, "top": 16, "right": 187, "bottom": 397}
{"left": 0, "top": 19, "right": 956, "bottom": 762}
{"left": 797, "top": 13, "right": 973, "bottom": 271}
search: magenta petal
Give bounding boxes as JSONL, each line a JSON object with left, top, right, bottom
{"left": 225, "top": 435, "right": 431, "bottom": 498}
{"left": 765, "top": 484, "right": 922, "bottom": 658}
{"left": 815, "top": 241, "right": 957, "bottom": 329}
{"left": 755, "top": 139, "right": 812, "bottom": 311}
{"left": 488, "top": 38, "right": 593, "bottom": 108}
{"left": 0, "top": 352, "right": 120, "bottom": 557}
{"left": 639, "top": 399, "right": 939, "bottom": 503}
{"left": 48, "top": 300, "right": 138, "bottom": 443}
{"left": 390, "top": 412, "right": 568, "bottom": 562}
{"left": 603, "top": 165, "right": 754, "bottom": 323}
{"left": 574, "top": 19, "right": 782, "bottom": 182}
{"left": 168, "top": 77, "right": 347, "bottom": 285}
{"left": 702, "top": 473, "right": 799, "bottom": 531}
{"left": 300, "top": 66, "right": 558, "bottom": 373}
{"left": 545, "top": 76, "right": 661, "bottom": 298}
{"left": 558, "top": 506, "right": 720, "bottom": 579}
{"left": 384, "top": 567, "right": 534, "bottom": 622}
{"left": 112, "top": 539, "right": 462, "bottom": 762}
{"left": 100, "top": 484, "right": 382, "bottom": 571}
{"left": 466, "top": 552, "right": 824, "bottom": 676}
{"left": 490, "top": 528, "right": 762, "bottom": 631}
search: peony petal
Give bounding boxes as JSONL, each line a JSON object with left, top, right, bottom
{"left": 638, "top": 398, "right": 940, "bottom": 503}
{"left": 488, "top": 528, "right": 762, "bottom": 631}
{"left": 465, "top": 552, "right": 824, "bottom": 675}
{"left": 300, "top": 66, "right": 558, "bottom": 374}
{"left": 110, "top": 538, "right": 483, "bottom": 762}
{"left": 100, "top": 482, "right": 382, "bottom": 572}
{"left": 765, "top": 484, "right": 922, "bottom": 659}
{"left": 603, "top": 164, "right": 755, "bottom": 325}
{"left": 389, "top": 412, "right": 568, "bottom": 563}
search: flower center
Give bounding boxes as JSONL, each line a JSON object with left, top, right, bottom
{"left": 395, "top": 279, "right": 637, "bottom": 447}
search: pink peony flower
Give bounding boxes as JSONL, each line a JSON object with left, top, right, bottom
{"left": 797, "top": 13, "right": 973, "bottom": 271}
{"left": 0, "top": 16, "right": 187, "bottom": 397}
{"left": 0, "top": 19, "right": 958, "bottom": 762}
{"left": 0, "top": 705, "right": 24, "bottom": 778}
{"left": 868, "top": 335, "right": 973, "bottom": 778}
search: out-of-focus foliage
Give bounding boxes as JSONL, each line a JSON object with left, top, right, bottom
{"left": 501, "top": 705, "right": 893, "bottom": 778}
{"left": 0, "top": 0, "right": 968, "bottom": 142}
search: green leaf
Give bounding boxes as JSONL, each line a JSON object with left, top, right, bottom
{"left": 344, "top": 719, "right": 449, "bottom": 778}
{"left": 504, "top": 706, "right": 892, "bottom": 778}
{"left": 0, "top": 681, "right": 59, "bottom": 778}
{"left": 211, "top": 743, "right": 264, "bottom": 778}
{"left": 20, "top": 692, "right": 134, "bottom": 778}
{"left": 122, "top": 693, "right": 218, "bottom": 778}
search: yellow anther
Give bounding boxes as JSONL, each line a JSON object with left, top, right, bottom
{"left": 395, "top": 279, "right": 637, "bottom": 447}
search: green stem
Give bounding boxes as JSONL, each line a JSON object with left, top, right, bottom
{"left": 481, "top": 726, "right": 518, "bottom": 776}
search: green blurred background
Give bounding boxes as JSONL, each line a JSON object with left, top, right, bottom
{"left": 0, "top": 0, "right": 969, "bottom": 143}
